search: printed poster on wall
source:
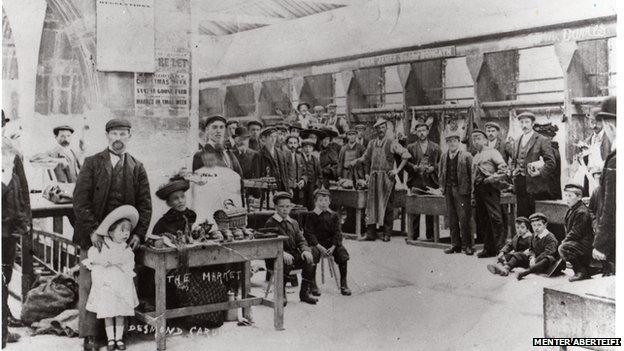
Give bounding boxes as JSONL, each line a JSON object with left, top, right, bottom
{"left": 135, "top": 51, "right": 190, "bottom": 117}
{"left": 96, "top": 0, "right": 155, "bottom": 72}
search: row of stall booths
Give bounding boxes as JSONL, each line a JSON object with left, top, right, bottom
{"left": 196, "top": 0, "right": 616, "bottom": 245}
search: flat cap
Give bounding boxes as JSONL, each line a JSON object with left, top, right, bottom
{"left": 260, "top": 127, "right": 278, "bottom": 137}
{"left": 563, "top": 183, "right": 584, "bottom": 195}
{"left": 445, "top": 133, "right": 461, "bottom": 141}
{"left": 247, "top": 120, "right": 264, "bottom": 128}
{"left": 272, "top": 191, "right": 293, "bottom": 204}
{"left": 414, "top": 122, "right": 429, "bottom": 130}
{"left": 313, "top": 187, "right": 331, "bottom": 198}
{"left": 354, "top": 124, "right": 366, "bottom": 130}
{"left": 346, "top": 129, "right": 358, "bottom": 135}
{"left": 53, "top": 125, "right": 74, "bottom": 135}
{"left": 301, "top": 138, "right": 317, "bottom": 148}
{"left": 373, "top": 118, "right": 388, "bottom": 128}
{"left": 105, "top": 118, "right": 131, "bottom": 132}
{"left": 226, "top": 119, "right": 239, "bottom": 127}
{"left": 200, "top": 115, "right": 227, "bottom": 129}
{"left": 516, "top": 112, "right": 536, "bottom": 122}
{"left": 313, "top": 105, "right": 325, "bottom": 112}
{"left": 326, "top": 103, "right": 337, "bottom": 109}
{"left": 514, "top": 216, "right": 532, "bottom": 229}
{"left": 471, "top": 129, "right": 487, "bottom": 138}
{"left": 596, "top": 96, "right": 616, "bottom": 120}
{"left": 529, "top": 212, "right": 548, "bottom": 223}
{"left": 484, "top": 122, "right": 501, "bottom": 131}
{"left": 234, "top": 126, "right": 250, "bottom": 139}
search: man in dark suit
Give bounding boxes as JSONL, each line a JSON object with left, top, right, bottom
{"left": 510, "top": 112, "right": 556, "bottom": 218}
{"left": 72, "top": 119, "right": 152, "bottom": 351}
{"left": 439, "top": 134, "right": 474, "bottom": 255}
{"left": 284, "top": 135, "right": 306, "bottom": 204}
{"left": 252, "top": 127, "right": 290, "bottom": 192}
{"left": 301, "top": 139, "right": 323, "bottom": 210}
{"left": 231, "top": 126, "right": 257, "bottom": 179}
{"left": 406, "top": 123, "right": 441, "bottom": 240}
{"left": 224, "top": 120, "right": 238, "bottom": 151}
{"left": 591, "top": 96, "right": 616, "bottom": 276}
{"left": 579, "top": 109, "right": 613, "bottom": 196}
{"left": 192, "top": 115, "right": 243, "bottom": 178}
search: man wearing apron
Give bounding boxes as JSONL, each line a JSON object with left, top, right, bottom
{"left": 350, "top": 119, "right": 411, "bottom": 242}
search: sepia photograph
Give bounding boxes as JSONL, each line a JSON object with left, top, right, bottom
{"left": 1, "top": 0, "right": 621, "bottom": 350}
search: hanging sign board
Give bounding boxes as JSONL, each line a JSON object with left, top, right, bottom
{"left": 135, "top": 50, "right": 190, "bottom": 117}
{"left": 358, "top": 46, "right": 456, "bottom": 68}
{"left": 96, "top": 0, "right": 155, "bottom": 72}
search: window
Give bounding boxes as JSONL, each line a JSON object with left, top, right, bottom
{"left": 442, "top": 57, "right": 474, "bottom": 103}
{"left": 224, "top": 83, "right": 255, "bottom": 117}
{"left": 383, "top": 65, "right": 404, "bottom": 107}
{"left": 517, "top": 46, "right": 564, "bottom": 101}
{"left": 608, "top": 37, "right": 616, "bottom": 95}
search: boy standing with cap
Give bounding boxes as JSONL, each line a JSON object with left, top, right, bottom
{"left": 73, "top": 118, "right": 152, "bottom": 351}
{"left": 559, "top": 184, "right": 594, "bottom": 282}
{"left": 303, "top": 188, "right": 352, "bottom": 295}
{"left": 406, "top": 122, "right": 441, "bottom": 241}
{"left": 439, "top": 133, "right": 474, "bottom": 255}
{"left": 510, "top": 112, "right": 556, "bottom": 218}
{"left": 516, "top": 213, "right": 561, "bottom": 280}
{"left": 193, "top": 115, "right": 243, "bottom": 178}
{"left": 349, "top": 118, "right": 411, "bottom": 242}
{"left": 264, "top": 191, "right": 319, "bottom": 305}
{"left": 471, "top": 129, "right": 509, "bottom": 257}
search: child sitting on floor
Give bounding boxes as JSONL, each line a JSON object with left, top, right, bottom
{"left": 558, "top": 184, "right": 594, "bottom": 282}
{"left": 487, "top": 216, "right": 533, "bottom": 276}
{"left": 516, "top": 213, "right": 562, "bottom": 280}
{"left": 82, "top": 205, "right": 140, "bottom": 351}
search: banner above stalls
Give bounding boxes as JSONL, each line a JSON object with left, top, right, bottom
{"left": 96, "top": 0, "right": 155, "bottom": 72}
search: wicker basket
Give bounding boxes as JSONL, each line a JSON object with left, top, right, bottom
{"left": 213, "top": 199, "right": 247, "bottom": 230}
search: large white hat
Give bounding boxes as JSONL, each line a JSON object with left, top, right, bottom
{"left": 95, "top": 205, "right": 139, "bottom": 236}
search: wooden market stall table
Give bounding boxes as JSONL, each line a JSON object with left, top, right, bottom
{"left": 329, "top": 187, "right": 406, "bottom": 239}
{"left": 135, "top": 237, "right": 287, "bottom": 350}
{"left": 405, "top": 193, "right": 516, "bottom": 248}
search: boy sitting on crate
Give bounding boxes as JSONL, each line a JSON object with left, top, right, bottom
{"left": 264, "top": 191, "right": 319, "bottom": 305}
{"left": 303, "top": 187, "right": 352, "bottom": 296}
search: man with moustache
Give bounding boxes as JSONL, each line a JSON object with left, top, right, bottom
{"left": 578, "top": 108, "right": 612, "bottom": 196}
{"left": 31, "top": 125, "right": 81, "bottom": 183}
{"left": 406, "top": 123, "right": 441, "bottom": 241}
{"left": 72, "top": 118, "right": 152, "bottom": 351}
{"left": 349, "top": 119, "right": 411, "bottom": 242}
{"left": 509, "top": 112, "right": 556, "bottom": 218}
{"left": 192, "top": 115, "right": 243, "bottom": 178}
{"left": 284, "top": 135, "right": 306, "bottom": 204}
{"left": 484, "top": 122, "right": 511, "bottom": 164}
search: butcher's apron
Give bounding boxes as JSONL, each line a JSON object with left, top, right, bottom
{"left": 366, "top": 139, "right": 395, "bottom": 227}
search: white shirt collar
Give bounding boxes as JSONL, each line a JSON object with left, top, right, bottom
{"left": 272, "top": 213, "right": 294, "bottom": 223}
{"left": 592, "top": 129, "right": 605, "bottom": 143}
{"left": 537, "top": 229, "right": 550, "bottom": 239}
{"left": 448, "top": 149, "right": 459, "bottom": 159}
{"left": 313, "top": 207, "right": 331, "bottom": 215}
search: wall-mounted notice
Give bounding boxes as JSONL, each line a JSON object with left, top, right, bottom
{"left": 96, "top": 0, "right": 155, "bottom": 72}
{"left": 135, "top": 50, "right": 190, "bottom": 117}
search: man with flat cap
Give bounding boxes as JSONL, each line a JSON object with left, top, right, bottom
{"left": 31, "top": 125, "right": 81, "bottom": 183}
{"left": 592, "top": 96, "right": 616, "bottom": 276}
{"left": 73, "top": 118, "right": 152, "bottom": 351}
{"left": 349, "top": 118, "right": 411, "bottom": 242}
{"left": 509, "top": 112, "right": 556, "bottom": 218}
{"left": 193, "top": 115, "right": 243, "bottom": 178}
{"left": 406, "top": 122, "right": 441, "bottom": 241}
{"left": 471, "top": 129, "right": 509, "bottom": 257}
{"left": 484, "top": 121, "right": 511, "bottom": 164}
{"left": 559, "top": 183, "right": 594, "bottom": 282}
{"left": 247, "top": 120, "right": 263, "bottom": 152}
{"left": 324, "top": 103, "right": 349, "bottom": 134}
{"left": 252, "top": 127, "right": 290, "bottom": 192}
{"left": 231, "top": 126, "right": 257, "bottom": 180}
{"left": 439, "top": 133, "right": 474, "bottom": 255}
{"left": 297, "top": 102, "right": 315, "bottom": 129}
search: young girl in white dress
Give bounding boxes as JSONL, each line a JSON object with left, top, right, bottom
{"left": 83, "top": 205, "right": 139, "bottom": 351}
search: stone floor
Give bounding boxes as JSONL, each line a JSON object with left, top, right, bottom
{"left": 6, "top": 237, "right": 594, "bottom": 351}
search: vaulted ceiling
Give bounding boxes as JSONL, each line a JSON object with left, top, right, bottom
{"left": 196, "top": 0, "right": 364, "bottom": 35}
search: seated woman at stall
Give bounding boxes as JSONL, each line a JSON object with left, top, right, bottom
{"left": 486, "top": 217, "right": 533, "bottom": 276}
{"left": 263, "top": 191, "right": 319, "bottom": 306}
{"left": 303, "top": 188, "right": 352, "bottom": 296}
{"left": 516, "top": 213, "right": 562, "bottom": 280}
